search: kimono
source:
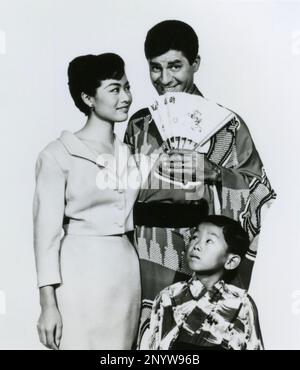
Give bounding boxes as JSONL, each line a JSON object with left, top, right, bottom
{"left": 147, "top": 275, "right": 264, "bottom": 350}
{"left": 124, "top": 85, "right": 275, "bottom": 347}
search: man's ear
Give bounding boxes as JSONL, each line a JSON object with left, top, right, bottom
{"left": 192, "top": 55, "right": 201, "bottom": 73}
{"left": 81, "top": 92, "right": 94, "bottom": 109}
{"left": 224, "top": 254, "right": 241, "bottom": 271}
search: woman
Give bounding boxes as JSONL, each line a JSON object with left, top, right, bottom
{"left": 33, "top": 53, "right": 141, "bottom": 350}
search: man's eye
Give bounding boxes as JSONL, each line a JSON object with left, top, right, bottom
{"left": 111, "top": 88, "right": 120, "bottom": 93}
{"left": 170, "top": 65, "right": 181, "bottom": 71}
{"left": 125, "top": 85, "right": 131, "bottom": 91}
{"left": 151, "top": 66, "right": 161, "bottom": 72}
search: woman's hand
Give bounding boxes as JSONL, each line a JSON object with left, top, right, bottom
{"left": 37, "top": 285, "right": 62, "bottom": 350}
{"left": 37, "top": 305, "right": 63, "bottom": 350}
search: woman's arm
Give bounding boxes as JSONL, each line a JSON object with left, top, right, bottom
{"left": 33, "top": 147, "right": 66, "bottom": 349}
{"left": 37, "top": 285, "right": 62, "bottom": 350}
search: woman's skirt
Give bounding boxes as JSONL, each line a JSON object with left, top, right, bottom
{"left": 56, "top": 234, "right": 141, "bottom": 350}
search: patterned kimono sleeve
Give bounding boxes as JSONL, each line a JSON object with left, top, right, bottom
{"left": 244, "top": 295, "right": 264, "bottom": 350}
{"left": 229, "top": 294, "right": 264, "bottom": 350}
{"left": 216, "top": 115, "right": 276, "bottom": 242}
{"left": 124, "top": 116, "right": 135, "bottom": 154}
{"left": 148, "top": 294, "right": 164, "bottom": 350}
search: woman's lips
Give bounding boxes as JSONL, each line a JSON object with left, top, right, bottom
{"left": 117, "top": 106, "right": 129, "bottom": 112}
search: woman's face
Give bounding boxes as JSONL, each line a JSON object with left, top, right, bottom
{"left": 91, "top": 74, "right": 132, "bottom": 123}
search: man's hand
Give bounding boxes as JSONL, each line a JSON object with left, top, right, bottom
{"left": 158, "top": 149, "right": 221, "bottom": 184}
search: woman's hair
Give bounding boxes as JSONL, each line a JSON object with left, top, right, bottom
{"left": 200, "top": 215, "right": 250, "bottom": 259}
{"left": 144, "top": 20, "right": 199, "bottom": 64}
{"left": 68, "top": 53, "right": 125, "bottom": 115}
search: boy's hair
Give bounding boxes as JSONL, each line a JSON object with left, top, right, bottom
{"left": 144, "top": 20, "right": 199, "bottom": 64}
{"left": 200, "top": 215, "right": 250, "bottom": 258}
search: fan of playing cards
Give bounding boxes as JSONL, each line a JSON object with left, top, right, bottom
{"left": 148, "top": 92, "right": 234, "bottom": 188}
{"left": 148, "top": 92, "right": 234, "bottom": 152}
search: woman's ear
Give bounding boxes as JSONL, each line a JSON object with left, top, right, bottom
{"left": 81, "top": 92, "right": 94, "bottom": 109}
{"left": 192, "top": 55, "right": 201, "bottom": 73}
{"left": 224, "top": 254, "right": 241, "bottom": 271}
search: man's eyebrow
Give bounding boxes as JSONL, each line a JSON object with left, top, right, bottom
{"left": 168, "top": 60, "right": 183, "bottom": 65}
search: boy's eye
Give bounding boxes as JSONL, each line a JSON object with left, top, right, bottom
{"left": 125, "top": 85, "right": 131, "bottom": 91}
{"left": 206, "top": 239, "right": 213, "bottom": 244}
{"left": 111, "top": 87, "right": 120, "bottom": 93}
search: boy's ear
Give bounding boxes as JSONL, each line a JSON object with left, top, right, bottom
{"left": 224, "top": 254, "right": 241, "bottom": 271}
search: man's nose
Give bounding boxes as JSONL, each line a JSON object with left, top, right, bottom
{"left": 160, "top": 69, "right": 172, "bottom": 85}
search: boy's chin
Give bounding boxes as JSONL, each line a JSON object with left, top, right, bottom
{"left": 188, "top": 260, "right": 204, "bottom": 272}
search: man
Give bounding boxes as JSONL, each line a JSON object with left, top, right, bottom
{"left": 124, "top": 20, "right": 275, "bottom": 348}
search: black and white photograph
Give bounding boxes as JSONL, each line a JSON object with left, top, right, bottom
{"left": 0, "top": 0, "right": 299, "bottom": 351}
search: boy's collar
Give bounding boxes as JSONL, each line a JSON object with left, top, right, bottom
{"left": 188, "top": 274, "right": 226, "bottom": 300}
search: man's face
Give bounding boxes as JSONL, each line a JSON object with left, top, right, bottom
{"left": 148, "top": 50, "right": 199, "bottom": 95}
{"left": 186, "top": 223, "right": 230, "bottom": 274}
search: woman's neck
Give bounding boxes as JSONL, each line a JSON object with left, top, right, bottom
{"left": 75, "top": 114, "right": 115, "bottom": 146}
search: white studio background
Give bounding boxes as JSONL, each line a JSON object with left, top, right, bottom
{"left": 0, "top": 0, "right": 299, "bottom": 350}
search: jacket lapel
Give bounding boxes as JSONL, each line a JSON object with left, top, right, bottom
{"left": 58, "top": 130, "right": 99, "bottom": 165}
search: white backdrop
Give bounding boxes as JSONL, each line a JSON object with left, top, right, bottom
{"left": 0, "top": 0, "right": 300, "bottom": 349}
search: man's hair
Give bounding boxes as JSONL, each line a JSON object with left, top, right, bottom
{"left": 144, "top": 20, "right": 199, "bottom": 64}
{"left": 68, "top": 53, "right": 125, "bottom": 115}
{"left": 200, "top": 215, "right": 250, "bottom": 259}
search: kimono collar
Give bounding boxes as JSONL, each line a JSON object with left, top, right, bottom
{"left": 191, "top": 84, "right": 204, "bottom": 97}
{"left": 188, "top": 274, "right": 226, "bottom": 301}
{"left": 58, "top": 130, "right": 121, "bottom": 166}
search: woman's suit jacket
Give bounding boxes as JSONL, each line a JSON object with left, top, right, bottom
{"left": 33, "top": 131, "right": 140, "bottom": 288}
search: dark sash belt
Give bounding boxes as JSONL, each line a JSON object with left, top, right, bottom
{"left": 133, "top": 200, "right": 208, "bottom": 228}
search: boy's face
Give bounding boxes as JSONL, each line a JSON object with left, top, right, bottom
{"left": 187, "top": 223, "right": 232, "bottom": 274}
{"left": 148, "top": 50, "right": 200, "bottom": 96}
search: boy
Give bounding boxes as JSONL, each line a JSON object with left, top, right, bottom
{"left": 147, "top": 215, "right": 264, "bottom": 350}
